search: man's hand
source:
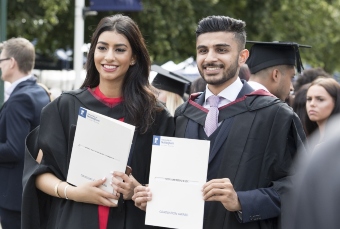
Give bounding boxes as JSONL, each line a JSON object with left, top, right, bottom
{"left": 132, "top": 185, "right": 152, "bottom": 211}
{"left": 202, "top": 178, "right": 241, "bottom": 211}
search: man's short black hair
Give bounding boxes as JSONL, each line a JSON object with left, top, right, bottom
{"left": 196, "top": 15, "right": 246, "bottom": 51}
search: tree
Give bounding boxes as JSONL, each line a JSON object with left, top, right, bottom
{"left": 6, "top": 0, "right": 340, "bottom": 73}
{"left": 7, "top": 0, "right": 72, "bottom": 54}
{"left": 211, "top": 0, "right": 340, "bottom": 73}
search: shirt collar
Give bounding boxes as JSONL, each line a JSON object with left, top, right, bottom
{"left": 205, "top": 77, "right": 243, "bottom": 103}
{"left": 5, "top": 74, "right": 34, "bottom": 100}
{"left": 247, "top": 81, "right": 269, "bottom": 92}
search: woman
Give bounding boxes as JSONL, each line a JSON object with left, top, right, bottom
{"left": 153, "top": 88, "right": 184, "bottom": 115}
{"left": 151, "top": 65, "right": 190, "bottom": 115}
{"left": 305, "top": 77, "right": 340, "bottom": 141}
{"left": 22, "top": 14, "right": 174, "bottom": 229}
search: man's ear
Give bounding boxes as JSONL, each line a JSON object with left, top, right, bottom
{"left": 239, "top": 49, "right": 249, "bottom": 65}
{"left": 271, "top": 68, "right": 281, "bottom": 83}
{"left": 9, "top": 57, "right": 16, "bottom": 69}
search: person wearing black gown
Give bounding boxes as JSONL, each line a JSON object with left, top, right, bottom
{"left": 133, "top": 15, "right": 307, "bottom": 229}
{"left": 22, "top": 14, "right": 174, "bottom": 229}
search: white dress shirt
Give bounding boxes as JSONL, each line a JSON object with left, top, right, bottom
{"left": 204, "top": 77, "right": 243, "bottom": 109}
{"left": 203, "top": 77, "right": 243, "bottom": 128}
{"left": 247, "top": 81, "right": 269, "bottom": 92}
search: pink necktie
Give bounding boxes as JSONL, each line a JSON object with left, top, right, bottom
{"left": 205, "top": 95, "right": 220, "bottom": 137}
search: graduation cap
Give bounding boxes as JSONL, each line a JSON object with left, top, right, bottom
{"left": 246, "top": 41, "right": 311, "bottom": 74}
{"left": 151, "top": 64, "right": 191, "bottom": 97}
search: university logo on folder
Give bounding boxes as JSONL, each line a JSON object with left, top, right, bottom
{"left": 79, "top": 107, "right": 87, "bottom": 118}
{"left": 153, "top": 135, "right": 160, "bottom": 146}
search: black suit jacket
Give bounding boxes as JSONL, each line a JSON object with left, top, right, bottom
{"left": 0, "top": 77, "right": 50, "bottom": 211}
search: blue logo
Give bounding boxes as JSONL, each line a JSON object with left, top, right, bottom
{"left": 153, "top": 135, "right": 160, "bottom": 145}
{"left": 79, "top": 107, "right": 87, "bottom": 118}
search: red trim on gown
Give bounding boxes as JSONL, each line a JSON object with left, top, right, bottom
{"left": 92, "top": 86, "right": 124, "bottom": 229}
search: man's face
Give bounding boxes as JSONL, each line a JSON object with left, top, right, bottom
{"left": 0, "top": 49, "right": 11, "bottom": 82}
{"left": 276, "top": 66, "right": 296, "bottom": 101}
{"left": 196, "top": 32, "right": 244, "bottom": 88}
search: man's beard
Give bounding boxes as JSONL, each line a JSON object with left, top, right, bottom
{"left": 199, "top": 59, "right": 239, "bottom": 85}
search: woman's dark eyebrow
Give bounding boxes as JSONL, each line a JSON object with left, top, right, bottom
{"left": 96, "top": 41, "right": 128, "bottom": 48}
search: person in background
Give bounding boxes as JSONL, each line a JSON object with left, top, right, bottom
{"left": 37, "top": 82, "right": 53, "bottom": 102}
{"left": 0, "top": 37, "right": 50, "bottom": 229}
{"left": 291, "top": 68, "right": 331, "bottom": 133}
{"left": 246, "top": 41, "right": 310, "bottom": 101}
{"left": 151, "top": 64, "right": 191, "bottom": 116}
{"left": 22, "top": 14, "right": 174, "bottom": 229}
{"left": 238, "top": 64, "right": 250, "bottom": 81}
{"left": 190, "top": 76, "right": 207, "bottom": 94}
{"left": 293, "top": 67, "right": 331, "bottom": 93}
{"left": 286, "top": 114, "right": 340, "bottom": 229}
{"left": 133, "top": 15, "right": 306, "bottom": 229}
{"left": 305, "top": 77, "right": 340, "bottom": 142}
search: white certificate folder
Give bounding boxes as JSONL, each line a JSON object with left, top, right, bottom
{"left": 146, "top": 136, "right": 210, "bottom": 229}
{"left": 67, "top": 107, "right": 135, "bottom": 203}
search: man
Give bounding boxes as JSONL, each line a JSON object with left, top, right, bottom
{"left": 133, "top": 16, "right": 306, "bottom": 229}
{"left": 0, "top": 37, "right": 50, "bottom": 229}
{"left": 246, "top": 41, "right": 310, "bottom": 101}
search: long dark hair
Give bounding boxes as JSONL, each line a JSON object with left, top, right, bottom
{"left": 81, "top": 14, "right": 159, "bottom": 133}
{"left": 293, "top": 83, "right": 317, "bottom": 136}
{"left": 305, "top": 78, "right": 340, "bottom": 135}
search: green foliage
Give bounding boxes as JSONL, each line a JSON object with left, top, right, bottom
{"left": 7, "top": 0, "right": 72, "bottom": 54}
{"left": 130, "top": 0, "right": 197, "bottom": 63}
{"left": 5, "top": 0, "right": 340, "bottom": 73}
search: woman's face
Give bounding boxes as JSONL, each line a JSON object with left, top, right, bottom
{"left": 94, "top": 30, "right": 135, "bottom": 85}
{"left": 306, "top": 85, "right": 335, "bottom": 125}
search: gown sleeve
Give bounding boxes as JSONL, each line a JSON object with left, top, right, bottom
{"left": 235, "top": 112, "right": 307, "bottom": 224}
{"left": 22, "top": 96, "right": 76, "bottom": 229}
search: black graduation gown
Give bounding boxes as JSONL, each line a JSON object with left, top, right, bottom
{"left": 22, "top": 88, "right": 175, "bottom": 229}
{"left": 174, "top": 83, "right": 307, "bottom": 229}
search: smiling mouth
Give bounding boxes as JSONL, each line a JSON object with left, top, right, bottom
{"left": 203, "top": 65, "right": 224, "bottom": 75}
{"left": 103, "top": 64, "right": 117, "bottom": 70}
{"left": 203, "top": 63, "right": 224, "bottom": 69}
{"left": 206, "top": 67, "right": 221, "bottom": 71}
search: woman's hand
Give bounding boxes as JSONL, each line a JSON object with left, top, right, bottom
{"left": 111, "top": 172, "right": 139, "bottom": 200}
{"left": 68, "top": 177, "right": 119, "bottom": 207}
{"left": 36, "top": 173, "right": 118, "bottom": 207}
{"left": 132, "top": 185, "right": 152, "bottom": 211}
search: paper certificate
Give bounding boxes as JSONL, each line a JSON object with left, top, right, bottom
{"left": 145, "top": 136, "right": 210, "bottom": 229}
{"left": 67, "top": 107, "right": 135, "bottom": 203}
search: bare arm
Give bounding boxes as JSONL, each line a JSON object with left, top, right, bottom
{"left": 35, "top": 172, "right": 119, "bottom": 207}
